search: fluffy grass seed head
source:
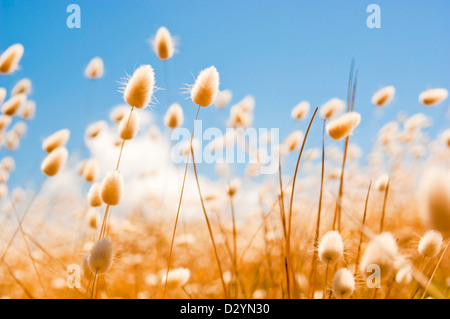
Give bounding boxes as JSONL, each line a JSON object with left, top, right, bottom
{"left": 441, "top": 129, "right": 450, "bottom": 147}
{"left": 227, "top": 178, "right": 241, "bottom": 197}
{"left": 119, "top": 111, "right": 139, "bottom": 140}
{"left": 395, "top": 265, "right": 412, "bottom": 285}
{"left": 5, "top": 131, "right": 19, "bottom": 151}
{"left": 88, "top": 238, "right": 114, "bottom": 274}
{"left": 42, "top": 129, "right": 70, "bottom": 153}
{"left": 162, "top": 267, "right": 190, "bottom": 287}
{"left": 419, "top": 88, "right": 448, "bottom": 107}
{"left": 291, "top": 101, "right": 310, "bottom": 121}
{"left": 11, "top": 78, "right": 32, "bottom": 96}
{"left": 190, "top": 66, "right": 219, "bottom": 107}
{"left": 326, "top": 112, "right": 361, "bottom": 140}
{"left": 84, "top": 57, "right": 104, "bottom": 80}
{"left": 1, "top": 156, "right": 15, "bottom": 172}
{"left": 319, "top": 98, "right": 345, "bottom": 119}
{"left": 0, "top": 44, "right": 24, "bottom": 75}
{"left": 332, "top": 268, "right": 355, "bottom": 299}
{"left": 215, "top": 89, "right": 232, "bottom": 109}
{"left": 375, "top": 174, "right": 390, "bottom": 192}
{"left": 40, "top": 147, "right": 68, "bottom": 177}
{"left": 86, "top": 121, "right": 107, "bottom": 139}
{"left": 1, "top": 93, "right": 26, "bottom": 116}
{"left": 88, "top": 182, "right": 103, "bottom": 207}
{"left": 371, "top": 86, "right": 395, "bottom": 108}
{"left": 100, "top": 170, "right": 124, "bottom": 206}
{"left": 359, "top": 232, "right": 399, "bottom": 280}
{"left": 0, "top": 115, "right": 11, "bottom": 131}
{"left": 282, "top": 130, "right": 304, "bottom": 154}
{"left": 418, "top": 230, "right": 443, "bottom": 258}
{"left": 152, "top": 26, "right": 175, "bottom": 60}
{"left": 81, "top": 254, "right": 92, "bottom": 279}
{"left": 109, "top": 105, "right": 129, "bottom": 123}
{"left": 12, "top": 121, "right": 26, "bottom": 138}
{"left": 87, "top": 208, "right": 99, "bottom": 229}
{"left": 81, "top": 158, "right": 99, "bottom": 182}
{"left": 123, "top": 65, "right": 155, "bottom": 109}
{"left": 318, "top": 230, "right": 344, "bottom": 265}
{"left": 164, "top": 103, "right": 184, "bottom": 129}
{"left": 419, "top": 168, "right": 450, "bottom": 234}
{"left": 21, "top": 100, "right": 36, "bottom": 120}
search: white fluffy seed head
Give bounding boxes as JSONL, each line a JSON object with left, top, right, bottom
{"left": 419, "top": 168, "right": 450, "bottom": 234}
{"left": 11, "top": 78, "right": 32, "bottom": 96}
{"left": 319, "top": 98, "right": 345, "bottom": 119}
{"left": 318, "top": 231, "right": 344, "bottom": 265}
{"left": 87, "top": 182, "right": 103, "bottom": 207}
{"left": 395, "top": 265, "right": 412, "bottom": 285}
{"left": 40, "top": 147, "right": 68, "bottom": 177}
{"left": 119, "top": 111, "right": 139, "bottom": 140}
{"left": 21, "top": 100, "right": 36, "bottom": 120}
{"left": 164, "top": 103, "right": 184, "bottom": 129}
{"left": 326, "top": 112, "right": 361, "bottom": 140}
{"left": 375, "top": 174, "right": 390, "bottom": 192}
{"left": 84, "top": 57, "right": 104, "bottom": 80}
{"left": 81, "top": 158, "right": 99, "bottom": 182}
{"left": 0, "top": 44, "right": 24, "bottom": 75}
{"left": 190, "top": 66, "right": 220, "bottom": 107}
{"left": 441, "top": 129, "right": 450, "bottom": 147}
{"left": 418, "top": 230, "right": 443, "bottom": 258}
{"left": 88, "top": 238, "right": 114, "bottom": 274}
{"left": 282, "top": 130, "right": 304, "bottom": 154}
{"left": 87, "top": 208, "right": 98, "bottom": 229}
{"left": 123, "top": 65, "right": 155, "bottom": 109}
{"left": 42, "top": 129, "right": 70, "bottom": 153}
{"left": 291, "top": 101, "right": 310, "bottom": 121}
{"left": 152, "top": 27, "right": 175, "bottom": 60}
{"left": 359, "top": 232, "right": 399, "bottom": 280}
{"left": 5, "top": 131, "right": 19, "bottom": 151}
{"left": 371, "top": 86, "right": 395, "bottom": 108}
{"left": 419, "top": 88, "right": 448, "bottom": 107}
{"left": 1, "top": 156, "right": 15, "bottom": 172}
{"left": 161, "top": 267, "right": 190, "bottom": 287}
{"left": 332, "top": 268, "right": 355, "bottom": 299}
{"left": 109, "top": 105, "right": 129, "bottom": 123}
{"left": 215, "top": 90, "right": 233, "bottom": 109}
{"left": 227, "top": 178, "right": 241, "bottom": 197}
{"left": 100, "top": 171, "right": 124, "bottom": 206}
{"left": 0, "top": 115, "right": 11, "bottom": 131}
{"left": 12, "top": 122, "right": 26, "bottom": 138}
{"left": 1, "top": 93, "right": 26, "bottom": 116}
{"left": 86, "top": 121, "right": 107, "bottom": 139}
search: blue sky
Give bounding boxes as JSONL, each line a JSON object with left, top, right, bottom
{"left": 0, "top": 0, "right": 449, "bottom": 188}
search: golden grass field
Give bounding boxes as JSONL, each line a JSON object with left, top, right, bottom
{"left": 0, "top": 26, "right": 449, "bottom": 300}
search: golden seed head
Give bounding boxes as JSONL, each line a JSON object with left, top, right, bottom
{"left": 0, "top": 115, "right": 12, "bottom": 131}
{"left": 1, "top": 93, "right": 27, "bottom": 116}
{"left": 11, "top": 78, "right": 32, "bottom": 96}
{"left": 88, "top": 182, "right": 103, "bottom": 207}
{"left": 81, "top": 158, "right": 99, "bottom": 182}
{"left": 319, "top": 98, "right": 345, "bottom": 119}
{"left": 371, "top": 86, "right": 395, "bottom": 108}
{"left": 291, "top": 101, "right": 310, "bottom": 121}
{"left": 100, "top": 170, "right": 124, "bottom": 206}
{"left": 88, "top": 238, "right": 114, "bottom": 274}
{"left": 21, "top": 100, "right": 36, "bottom": 120}
{"left": 84, "top": 57, "right": 104, "bottom": 80}
{"left": 418, "top": 230, "right": 443, "bottom": 258}
{"left": 86, "top": 121, "right": 107, "bottom": 139}
{"left": 42, "top": 129, "right": 70, "bottom": 153}
{"left": 215, "top": 90, "right": 233, "bottom": 109}
{"left": 318, "top": 230, "right": 344, "bottom": 265}
{"left": 40, "top": 147, "right": 68, "bottom": 177}
{"left": 119, "top": 111, "right": 139, "bottom": 140}
{"left": 161, "top": 267, "right": 190, "bottom": 287}
{"left": 123, "top": 65, "right": 155, "bottom": 109}
{"left": 152, "top": 27, "right": 175, "bottom": 60}
{"left": 419, "top": 88, "right": 448, "bottom": 107}
{"left": 0, "top": 43, "right": 24, "bottom": 75}
{"left": 332, "top": 268, "right": 355, "bottom": 299}
{"left": 190, "top": 66, "right": 220, "bottom": 107}
{"left": 109, "top": 105, "right": 129, "bottom": 123}
{"left": 326, "top": 112, "right": 361, "bottom": 140}
{"left": 164, "top": 103, "right": 184, "bottom": 129}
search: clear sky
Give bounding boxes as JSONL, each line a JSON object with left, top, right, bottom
{"left": 1, "top": 0, "right": 449, "bottom": 189}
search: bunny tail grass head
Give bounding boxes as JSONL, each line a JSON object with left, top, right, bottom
{"left": 85, "top": 57, "right": 104, "bottom": 80}
{"left": 81, "top": 254, "right": 92, "bottom": 279}
{"left": 119, "top": 111, "right": 139, "bottom": 140}
{"left": 190, "top": 66, "right": 219, "bottom": 107}
{"left": 215, "top": 89, "right": 232, "bottom": 109}
{"left": 318, "top": 230, "right": 344, "bottom": 265}
{"left": 88, "top": 182, "right": 103, "bottom": 207}
{"left": 12, "top": 78, "right": 32, "bottom": 96}
{"left": 88, "top": 238, "right": 114, "bottom": 274}
{"left": 419, "top": 88, "right": 448, "bottom": 107}
{"left": 291, "top": 101, "right": 310, "bottom": 121}
{"left": 161, "top": 267, "right": 190, "bottom": 287}
{"left": 152, "top": 26, "right": 175, "bottom": 60}
{"left": 419, "top": 168, "right": 450, "bottom": 234}
{"left": 81, "top": 158, "right": 99, "bottom": 182}
{"left": 100, "top": 170, "right": 124, "bottom": 206}
{"left": 332, "top": 268, "right": 355, "bottom": 299}
{"left": 123, "top": 65, "right": 155, "bottom": 109}
{"left": 40, "top": 147, "right": 68, "bottom": 177}
{"left": 0, "top": 44, "right": 24, "bottom": 75}
{"left": 1, "top": 93, "right": 26, "bottom": 116}
{"left": 371, "top": 86, "right": 395, "bottom": 108}
{"left": 326, "top": 112, "right": 361, "bottom": 140}
{"left": 42, "top": 129, "right": 70, "bottom": 153}
{"left": 22, "top": 100, "right": 36, "bottom": 120}
{"left": 164, "top": 103, "right": 184, "bottom": 129}
{"left": 319, "top": 98, "right": 345, "bottom": 119}
{"left": 418, "top": 230, "right": 443, "bottom": 258}
{"left": 359, "top": 232, "right": 398, "bottom": 281}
